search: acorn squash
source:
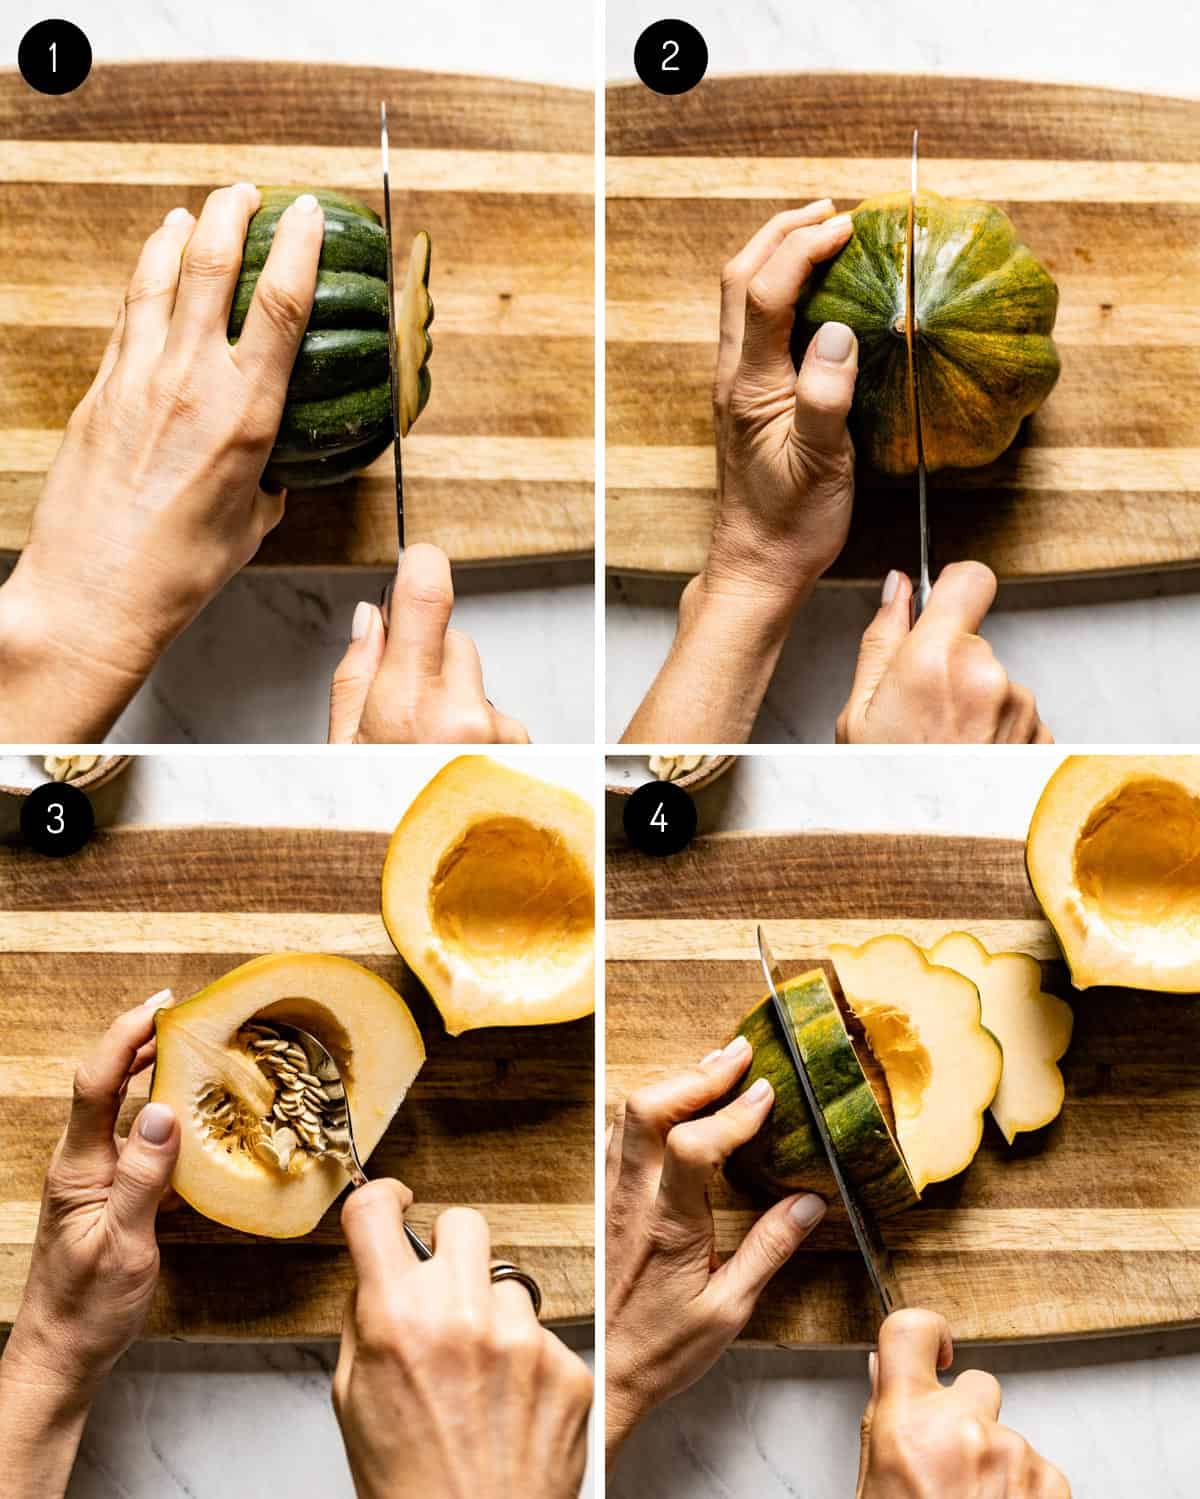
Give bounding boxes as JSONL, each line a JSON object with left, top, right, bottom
{"left": 231, "top": 189, "right": 433, "bottom": 489}
{"left": 726, "top": 969, "right": 918, "bottom": 1217}
{"left": 382, "top": 756, "right": 595, "bottom": 1036}
{"left": 793, "top": 189, "right": 1060, "bottom": 475}
{"left": 927, "top": 932, "right": 1073, "bottom": 1144}
{"left": 149, "top": 952, "right": 425, "bottom": 1238}
{"left": 1027, "top": 755, "right": 1200, "bottom": 992}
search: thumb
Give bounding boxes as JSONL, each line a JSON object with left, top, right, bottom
{"left": 792, "top": 320, "right": 858, "bottom": 457}
{"left": 108, "top": 1102, "right": 180, "bottom": 1240}
{"left": 844, "top": 571, "right": 913, "bottom": 724}
{"left": 713, "top": 1192, "right": 826, "bottom": 1321}
{"left": 328, "top": 602, "right": 386, "bottom": 743}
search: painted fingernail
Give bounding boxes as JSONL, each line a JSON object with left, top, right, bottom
{"left": 881, "top": 569, "right": 902, "bottom": 606}
{"left": 292, "top": 192, "right": 320, "bottom": 215}
{"left": 163, "top": 206, "right": 192, "bottom": 227}
{"left": 744, "top": 1076, "right": 772, "bottom": 1106}
{"left": 868, "top": 1351, "right": 878, "bottom": 1384}
{"left": 142, "top": 988, "right": 174, "bottom": 1010}
{"left": 722, "top": 1034, "right": 751, "bottom": 1060}
{"left": 816, "top": 321, "right": 855, "bottom": 364}
{"left": 700, "top": 1049, "right": 723, "bottom": 1065}
{"left": 788, "top": 1193, "right": 827, "bottom": 1229}
{"left": 234, "top": 181, "right": 257, "bottom": 194}
{"left": 138, "top": 1102, "right": 175, "bottom": 1145}
{"left": 351, "top": 601, "right": 373, "bottom": 640}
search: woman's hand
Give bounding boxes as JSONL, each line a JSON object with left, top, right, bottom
{"left": 328, "top": 543, "right": 530, "bottom": 743}
{"left": 837, "top": 564, "right": 1052, "bottom": 744}
{"left": 622, "top": 201, "right": 858, "bottom": 742}
{"left": 606, "top": 1039, "right": 826, "bottom": 1463}
{"left": 334, "top": 1181, "right": 591, "bottom": 1498}
{"left": 0, "top": 184, "right": 325, "bottom": 741}
{"left": 0, "top": 993, "right": 180, "bottom": 1498}
{"left": 857, "top": 1310, "right": 1070, "bottom": 1497}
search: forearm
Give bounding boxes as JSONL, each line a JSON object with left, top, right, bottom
{"left": 0, "top": 554, "right": 160, "bottom": 740}
{"left": 622, "top": 572, "right": 807, "bottom": 743}
{"left": 0, "top": 1324, "right": 95, "bottom": 1499}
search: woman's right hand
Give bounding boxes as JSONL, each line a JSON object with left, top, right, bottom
{"left": 334, "top": 1181, "right": 591, "bottom": 1499}
{"left": 837, "top": 564, "right": 1052, "bottom": 744}
{"left": 857, "top": 1310, "right": 1070, "bottom": 1497}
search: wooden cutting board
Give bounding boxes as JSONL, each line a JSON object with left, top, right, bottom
{"left": 0, "top": 62, "right": 593, "bottom": 567}
{"left": 608, "top": 828, "right": 1200, "bottom": 1346}
{"left": 0, "top": 826, "right": 593, "bottom": 1338}
{"left": 607, "top": 74, "right": 1200, "bottom": 582}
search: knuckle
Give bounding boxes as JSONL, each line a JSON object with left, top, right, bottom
{"left": 720, "top": 257, "right": 746, "bottom": 294}
{"left": 623, "top": 1086, "right": 660, "bottom": 1130}
{"left": 445, "top": 707, "right": 496, "bottom": 744}
{"left": 71, "top": 1062, "right": 106, "bottom": 1112}
{"left": 962, "top": 648, "right": 1009, "bottom": 704}
{"left": 182, "top": 243, "right": 241, "bottom": 284}
{"left": 744, "top": 274, "right": 776, "bottom": 319}
{"left": 250, "top": 277, "right": 311, "bottom": 336}
{"left": 664, "top": 1121, "right": 719, "bottom": 1176}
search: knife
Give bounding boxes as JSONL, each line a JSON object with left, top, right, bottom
{"left": 906, "top": 127, "right": 932, "bottom": 620}
{"left": 380, "top": 100, "right": 404, "bottom": 617}
{"left": 755, "top": 925, "right": 904, "bottom": 1318}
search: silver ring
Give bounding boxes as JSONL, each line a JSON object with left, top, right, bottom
{"left": 489, "top": 1262, "right": 543, "bottom": 1317}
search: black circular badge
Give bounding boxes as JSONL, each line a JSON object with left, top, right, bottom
{"left": 623, "top": 779, "right": 698, "bottom": 858}
{"left": 18, "top": 19, "right": 92, "bottom": 96}
{"left": 21, "top": 782, "right": 95, "bottom": 857}
{"left": 634, "top": 19, "right": 708, "bottom": 96}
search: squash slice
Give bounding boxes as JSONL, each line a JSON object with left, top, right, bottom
{"left": 150, "top": 953, "right": 424, "bottom": 1238}
{"left": 830, "top": 935, "right": 1002, "bottom": 1192}
{"left": 382, "top": 756, "right": 594, "bottom": 1036}
{"left": 927, "top": 932, "right": 1073, "bottom": 1145}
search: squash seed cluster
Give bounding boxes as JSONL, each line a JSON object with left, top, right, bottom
{"left": 195, "top": 1022, "right": 352, "bottom": 1172}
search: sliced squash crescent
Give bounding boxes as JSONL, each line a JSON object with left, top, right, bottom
{"left": 830, "top": 935, "right": 1002, "bottom": 1192}
{"left": 149, "top": 952, "right": 425, "bottom": 1238}
{"left": 397, "top": 229, "right": 433, "bottom": 436}
{"left": 382, "top": 756, "right": 594, "bottom": 1036}
{"left": 927, "top": 932, "right": 1073, "bottom": 1145}
{"left": 1027, "top": 755, "right": 1200, "bottom": 992}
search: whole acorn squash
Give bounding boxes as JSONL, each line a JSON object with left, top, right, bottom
{"left": 793, "top": 190, "right": 1060, "bottom": 475}
{"left": 231, "top": 188, "right": 433, "bottom": 489}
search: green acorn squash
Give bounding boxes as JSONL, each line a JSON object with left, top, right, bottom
{"left": 725, "top": 968, "right": 918, "bottom": 1217}
{"left": 793, "top": 189, "right": 1060, "bottom": 475}
{"left": 231, "top": 189, "right": 434, "bottom": 489}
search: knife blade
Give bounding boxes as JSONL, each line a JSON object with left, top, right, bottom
{"left": 380, "top": 100, "right": 405, "bottom": 562}
{"left": 907, "top": 127, "right": 931, "bottom": 619}
{"left": 756, "top": 925, "right": 904, "bottom": 1318}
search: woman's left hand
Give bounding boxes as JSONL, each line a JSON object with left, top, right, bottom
{"left": 3, "top": 993, "right": 180, "bottom": 1401}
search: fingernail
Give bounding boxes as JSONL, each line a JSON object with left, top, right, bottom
{"left": 138, "top": 1103, "right": 175, "bottom": 1145}
{"left": 722, "top": 1034, "right": 751, "bottom": 1060}
{"left": 351, "top": 601, "right": 373, "bottom": 640}
{"left": 235, "top": 181, "right": 257, "bottom": 195}
{"left": 816, "top": 321, "right": 855, "bottom": 364}
{"left": 828, "top": 212, "right": 854, "bottom": 236}
{"left": 788, "top": 1194, "right": 827, "bottom": 1229}
{"left": 142, "top": 988, "right": 173, "bottom": 1010}
{"left": 700, "top": 1049, "right": 722, "bottom": 1065}
{"left": 744, "top": 1076, "right": 772, "bottom": 1106}
{"left": 163, "top": 206, "right": 192, "bottom": 227}
{"left": 868, "top": 1350, "right": 878, "bottom": 1384}
{"left": 292, "top": 192, "right": 320, "bottom": 215}
{"left": 881, "top": 569, "right": 902, "bottom": 606}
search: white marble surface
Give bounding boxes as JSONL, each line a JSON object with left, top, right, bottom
{"left": 608, "top": 751, "right": 1200, "bottom": 1497}
{"left": 605, "top": 0, "right": 1200, "bottom": 744}
{"left": 0, "top": 751, "right": 596, "bottom": 1497}
{"left": 6, "top": 0, "right": 595, "bottom": 745}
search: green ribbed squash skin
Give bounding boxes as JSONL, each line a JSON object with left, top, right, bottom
{"left": 232, "top": 189, "right": 432, "bottom": 490}
{"left": 793, "top": 190, "right": 1060, "bottom": 476}
{"left": 725, "top": 970, "right": 917, "bottom": 1218}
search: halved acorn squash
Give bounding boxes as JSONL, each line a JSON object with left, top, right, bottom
{"left": 1027, "top": 755, "right": 1200, "bottom": 992}
{"left": 382, "top": 756, "right": 595, "bottom": 1035}
{"left": 149, "top": 953, "right": 425, "bottom": 1238}
{"left": 793, "top": 189, "right": 1060, "bottom": 475}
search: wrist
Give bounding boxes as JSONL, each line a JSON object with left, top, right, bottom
{"left": 683, "top": 568, "right": 807, "bottom": 650}
{"left": 604, "top": 1365, "right": 652, "bottom": 1465}
{"left": 703, "top": 513, "right": 825, "bottom": 620}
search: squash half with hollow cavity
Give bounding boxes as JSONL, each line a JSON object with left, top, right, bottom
{"left": 149, "top": 953, "right": 425, "bottom": 1238}
{"left": 382, "top": 756, "right": 594, "bottom": 1035}
{"left": 1028, "top": 755, "right": 1200, "bottom": 992}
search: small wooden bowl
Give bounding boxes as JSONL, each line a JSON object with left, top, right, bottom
{"left": 606, "top": 754, "right": 737, "bottom": 798}
{"left": 0, "top": 755, "right": 135, "bottom": 799}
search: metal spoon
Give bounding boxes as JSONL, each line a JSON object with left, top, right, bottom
{"left": 266, "top": 1021, "right": 542, "bottom": 1313}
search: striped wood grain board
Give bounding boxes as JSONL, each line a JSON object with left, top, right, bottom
{"left": 607, "top": 827, "right": 1200, "bottom": 1345}
{"left": 0, "top": 826, "right": 594, "bottom": 1338}
{"left": 606, "top": 74, "right": 1200, "bottom": 581}
{"left": 0, "top": 62, "right": 594, "bottom": 567}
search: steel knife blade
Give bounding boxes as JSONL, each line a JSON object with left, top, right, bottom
{"left": 755, "top": 925, "right": 904, "bottom": 1319}
{"left": 380, "top": 100, "right": 405, "bottom": 561}
{"left": 907, "top": 127, "right": 931, "bottom": 619}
